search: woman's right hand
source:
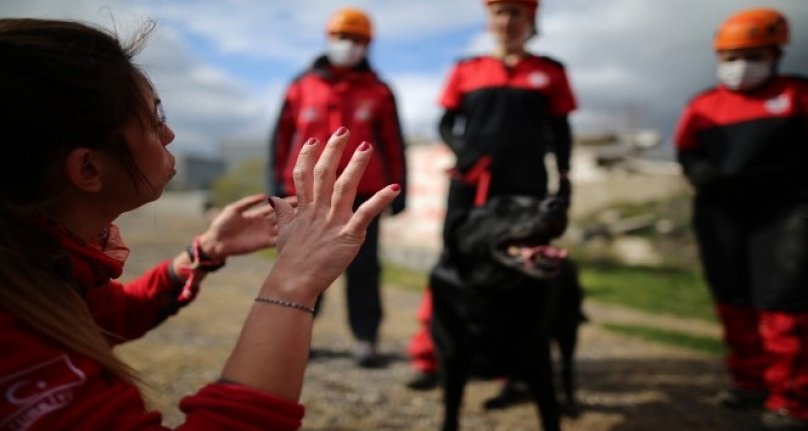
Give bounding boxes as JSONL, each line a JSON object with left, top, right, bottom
{"left": 220, "top": 127, "right": 399, "bottom": 401}
{"left": 261, "top": 127, "right": 400, "bottom": 307}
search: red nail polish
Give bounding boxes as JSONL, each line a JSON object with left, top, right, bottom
{"left": 335, "top": 126, "right": 347, "bottom": 136}
{"left": 306, "top": 138, "right": 319, "bottom": 146}
{"left": 266, "top": 196, "right": 276, "bottom": 208}
{"left": 357, "top": 141, "right": 371, "bottom": 151}
{"left": 390, "top": 184, "right": 401, "bottom": 192}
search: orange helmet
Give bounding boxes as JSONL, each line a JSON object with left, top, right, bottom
{"left": 484, "top": 0, "right": 540, "bottom": 24}
{"left": 714, "top": 8, "right": 789, "bottom": 51}
{"left": 484, "top": 0, "right": 539, "bottom": 6}
{"left": 326, "top": 8, "right": 372, "bottom": 41}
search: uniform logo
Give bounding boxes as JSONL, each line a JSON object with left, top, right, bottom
{"left": 527, "top": 72, "right": 550, "bottom": 88}
{"left": 765, "top": 93, "right": 790, "bottom": 115}
{"left": 355, "top": 100, "right": 374, "bottom": 122}
{"left": 300, "top": 106, "right": 319, "bottom": 123}
{"left": 1, "top": 355, "right": 86, "bottom": 431}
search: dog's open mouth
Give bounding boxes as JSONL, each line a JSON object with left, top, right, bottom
{"left": 492, "top": 242, "right": 568, "bottom": 279}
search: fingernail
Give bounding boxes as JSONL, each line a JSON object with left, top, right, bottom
{"left": 357, "top": 141, "right": 371, "bottom": 152}
{"left": 390, "top": 184, "right": 401, "bottom": 192}
{"left": 266, "top": 196, "right": 276, "bottom": 208}
{"left": 335, "top": 126, "right": 347, "bottom": 136}
{"left": 306, "top": 137, "right": 319, "bottom": 146}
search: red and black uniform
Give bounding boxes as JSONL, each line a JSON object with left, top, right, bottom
{"left": 269, "top": 55, "right": 407, "bottom": 345}
{"left": 0, "top": 223, "right": 304, "bottom": 430}
{"left": 409, "top": 54, "right": 577, "bottom": 373}
{"left": 675, "top": 75, "right": 808, "bottom": 419}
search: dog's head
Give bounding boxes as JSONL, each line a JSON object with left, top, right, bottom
{"left": 489, "top": 194, "right": 569, "bottom": 279}
{"left": 453, "top": 193, "right": 570, "bottom": 283}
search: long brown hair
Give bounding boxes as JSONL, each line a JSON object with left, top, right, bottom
{"left": 0, "top": 18, "right": 157, "bottom": 383}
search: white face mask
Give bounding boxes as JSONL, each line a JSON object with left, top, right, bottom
{"left": 326, "top": 39, "right": 367, "bottom": 68}
{"left": 717, "top": 60, "right": 773, "bottom": 91}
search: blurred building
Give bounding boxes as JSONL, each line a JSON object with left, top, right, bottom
{"left": 219, "top": 137, "right": 267, "bottom": 171}
{"left": 172, "top": 154, "right": 226, "bottom": 190}
{"left": 169, "top": 137, "right": 267, "bottom": 191}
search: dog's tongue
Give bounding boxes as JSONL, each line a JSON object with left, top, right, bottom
{"left": 520, "top": 245, "right": 568, "bottom": 264}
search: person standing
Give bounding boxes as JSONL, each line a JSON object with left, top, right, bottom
{"left": 675, "top": 8, "right": 808, "bottom": 430}
{"left": 406, "top": 0, "right": 577, "bottom": 397}
{"left": 269, "top": 7, "right": 407, "bottom": 368}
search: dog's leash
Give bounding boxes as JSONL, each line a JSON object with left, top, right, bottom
{"left": 448, "top": 155, "right": 492, "bottom": 208}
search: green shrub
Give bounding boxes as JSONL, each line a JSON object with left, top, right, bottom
{"left": 603, "top": 323, "right": 724, "bottom": 356}
{"left": 208, "top": 159, "right": 266, "bottom": 207}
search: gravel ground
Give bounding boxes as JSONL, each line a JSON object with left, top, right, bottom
{"left": 115, "top": 193, "right": 762, "bottom": 431}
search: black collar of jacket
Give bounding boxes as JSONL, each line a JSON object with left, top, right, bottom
{"left": 311, "top": 54, "right": 374, "bottom": 80}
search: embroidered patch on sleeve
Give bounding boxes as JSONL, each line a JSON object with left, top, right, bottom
{"left": 0, "top": 355, "right": 86, "bottom": 431}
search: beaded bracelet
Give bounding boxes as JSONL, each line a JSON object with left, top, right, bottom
{"left": 255, "top": 296, "right": 316, "bottom": 315}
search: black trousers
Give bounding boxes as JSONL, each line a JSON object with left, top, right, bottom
{"left": 345, "top": 212, "right": 382, "bottom": 343}
{"left": 693, "top": 200, "right": 808, "bottom": 311}
{"left": 314, "top": 196, "right": 383, "bottom": 343}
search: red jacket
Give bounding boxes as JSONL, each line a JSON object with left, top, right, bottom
{"left": 0, "top": 224, "right": 304, "bottom": 430}
{"left": 269, "top": 56, "right": 407, "bottom": 212}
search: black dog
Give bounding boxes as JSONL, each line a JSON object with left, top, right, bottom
{"left": 430, "top": 192, "right": 584, "bottom": 431}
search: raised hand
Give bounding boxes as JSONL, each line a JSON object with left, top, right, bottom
{"left": 266, "top": 127, "right": 400, "bottom": 305}
{"left": 221, "top": 127, "right": 400, "bottom": 400}
{"left": 196, "top": 194, "right": 279, "bottom": 259}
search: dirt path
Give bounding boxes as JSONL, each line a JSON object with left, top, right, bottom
{"left": 115, "top": 193, "right": 760, "bottom": 430}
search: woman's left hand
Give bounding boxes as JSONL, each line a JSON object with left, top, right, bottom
{"left": 196, "top": 194, "right": 281, "bottom": 259}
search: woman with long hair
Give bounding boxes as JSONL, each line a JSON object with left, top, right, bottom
{"left": 0, "top": 18, "right": 399, "bottom": 430}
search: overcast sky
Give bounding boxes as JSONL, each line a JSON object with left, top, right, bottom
{"left": 2, "top": 0, "right": 807, "bottom": 157}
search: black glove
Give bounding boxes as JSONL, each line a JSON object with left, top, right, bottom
{"left": 454, "top": 144, "right": 486, "bottom": 173}
{"left": 557, "top": 175, "right": 572, "bottom": 202}
{"left": 390, "top": 193, "right": 406, "bottom": 216}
